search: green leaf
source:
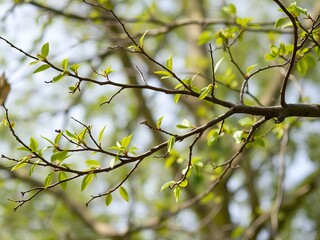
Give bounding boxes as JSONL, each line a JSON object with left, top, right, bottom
{"left": 139, "top": 29, "right": 149, "bottom": 49}
{"left": 81, "top": 172, "right": 94, "bottom": 191}
{"left": 246, "top": 63, "right": 258, "bottom": 75}
{"left": 85, "top": 159, "right": 100, "bottom": 169}
{"left": 233, "top": 130, "right": 247, "bottom": 144}
{"left": 228, "top": 3, "right": 236, "bottom": 14}
{"left": 166, "top": 54, "right": 172, "bottom": 71}
{"left": 41, "top": 42, "right": 49, "bottom": 58}
{"left": 160, "top": 180, "right": 176, "bottom": 191}
{"left": 179, "top": 179, "right": 188, "bottom": 188}
{"left": 17, "top": 146, "right": 32, "bottom": 153}
{"left": 103, "top": 66, "right": 114, "bottom": 76}
{"left": 58, "top": 171, "right": 67, "bottom": 190}
{"left": 207, "top": 129, "right": 220, "bottom": 146}
{"left": 61, "top": 58, "right": 68, "bottom": 72}
{"left": 105, "top": 194, "right": 113, "bottom": 206}
{"left": 110, "top": 156, "right": 118, "bottom": 168}
{"left": 127, "top": 45, "right": 141, "bottom": 52}
{"left": 254, "top": 138, "right": 265, "bottom": 147}
{"left": 29, "top": 60, "right": 41, "bottom": 65}
{"left": 29, "top": 162, "right": 37, "bottom": 176}
{"left": 121, "top": 134, "right": 132, "bottom": 149}
{"left": 44, "top": 172, "right": 54, "bottom": 189}
{"left": 77, "top": 127, "right": 87, "bottom": 142}
{"left": 50, "top": 150, "right": 70, "bottom": 163}
{"left": 70, "top": 63, "right": 80, "bottom": 74}
{"left": 176, "top": 119, "right": 195, "bottom": 129}
{"left": 192, "top": 163, "right": 201, "bottom": 176}
{"left": 33, "top": 64, "right": 50, "bottom": 74}
{"left": 174, "top": 186, "right": 182, "bottom": 202}
{"left": 65, "top": 130, "right": 77, "bottom": 141}
{"left": 167, "top": 136, "right": 176, "bottom": 153}
{"left": 129, "top": 146, "right": 138, "bottom": 155}
{"left": 119, "top": 186, "right": 129, "bottom": 202}
{"left": 29, "top": 137, "right": 38, "bottom": 151}
{"left": 214, "top": 57, "right": 224, "bottom": 74}
{"left": 281, "top": 21, "right": 293, "bottom": 29}
{"left": 154, "top": 70, "right": 173, "bottom": 79}
{"left": 98, "top": 125, "right": 107, "bottom": 145}
{"left": 156, "top": 116, "right": 164, "bottom": 129}
{"left": 274, "top": 17, "right": 288, "bottom": 28}
{"left": 41, "top": 136, "right": 56, "bottom": 147}
{"left": 238, "top": 117, "right": 254, "bottom": 126}
{"left": 11, "top": 157, "right": 29, "bottom": 171}
{"left": 222, "top": 3, "right": 237, "bottom": 15}
{"left": 236, "top": 17, "right": 252, "bottom": 28}
{"left": 199, "top": 84, "right": 213, "bottom": 100}
{"left": 54, "top": 132, "right": 62, "bottom": 145}
{"left": 52, "top": 73, "right": 65, "bottom": 83}
{"left": 174, "top": 94, "right": 181, "bottom": 103}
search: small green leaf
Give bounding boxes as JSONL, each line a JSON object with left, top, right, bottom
{"left": 17, "top": 146, "right": 32, "bottom": 153}
{"left": 50, "top": 150, "right": 70, "bottom": 163}
{"left": 199, "top": 84, "right": 213, "bottom": 100}
{"left": 62, "top": 58, "right": 68, "bottom": 72}
{"left": 228, "top": 3, "right": 236, "bottom": 14}
{"left": 41, "top": 136, "right": 56, "bottom": 147}
{"left": 167, "top": 136, "right": 176, "bottom": 154}
{"left": 121, "top": 134, "right": 132, "bottom": 149}
{"left": 274, "top": 17, "right": 288, "bottom": 28}
{"left": 70, "top": 63, "right": 80, "bottom": 74}
{"left": 214, "top": 57, "right": 224, "bottom": 74}
{"left": 128, "top": 45, "right": 141, "bottom": 52}
{"left": 139, "top": 29, "right": 149, "bottom": 49}
{"left": 29, "top": 60, "right": 41, "bottom": 65}
{"left": 119, "top": 186, "right": 129, "bottom": 202}
{"left": 246, "top": 63, "right": 258, "bottom": 75}
{"left": 254, "top": 138, "right": 265, "bottom": 147}
{"left": 179, "top": 179, "right": 188, "bottom": 188}
{"left": 233, "top": 130, "right": 247, "bottom": 144}
{"left": 207, "top": 129, "right": 220, "bottom": 146}
{"left": 103, "top": 66, "right": 114, "bottom": 76}
{"left": 44, "top": 172, "right": 54, "bottom": 189}
{"left": 81, "top": 172, "right": 94, "bottom": 191}
{"left": 174, "top": 186, "right": 182, "bottom": 202}
{"left": 156, "top": 116, "right": 164, "bottom": 129}
{"left": 85, "top": 159, "right": 100, "bottom": 169}
{"left": 33, "top": 64, "right": 50, "bottom": 74}
{"left": 65, "top": 130, "right": 77, "bottom": 141}
{"left": 281, "top": 21, "right": 293, "bottom": 29}
{"left": 166, "top": 54, "right": 172, "bottom": 71}
{"left": 58, "top": 171, "right": 67, "bottom": 190}
{"left": 54, "top": 132, "right": 62, "bottom": 145}
{"left": 160, "top": 180, "right": 176, "bottom": 191}
{"left": 110, "top": 156, "right": 118, "bottom": 168}
{"left": 238, "top": 117, "right": 254, "bottom": 127}
{"left": 174, "top": 94, "right": 181, "bottom": 103}
{"left": 29, "top": 137, "right": 38, "bottom": 151}
{"left": 52, "top": 73, "right": 65, "bottom": 83}
{"left": 154, "top": 70, "right": 173, "bottom": 79}
{"left": 98, "top": 125, "right": 107, "bottom": 145}
{"left": 176, "top": 119, "right": 195, "bottom": 129}
{"left": 41, "top": 42, "right": 49, "bottom": 58}
{"left": 11, "top": 157, "right": 29, "bottom": 171}
{"left": 236, "top": 17, "right": 252, "bottom": 28}
{"left": 105, "top": 194, "right": 113, "bottom": 206}
{"left": 29, "top": 162, "right": 37, "bottom": 176}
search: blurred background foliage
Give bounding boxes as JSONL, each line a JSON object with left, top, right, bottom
{"left": 0, "top": 0, "right": 320, "bottom": 239}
